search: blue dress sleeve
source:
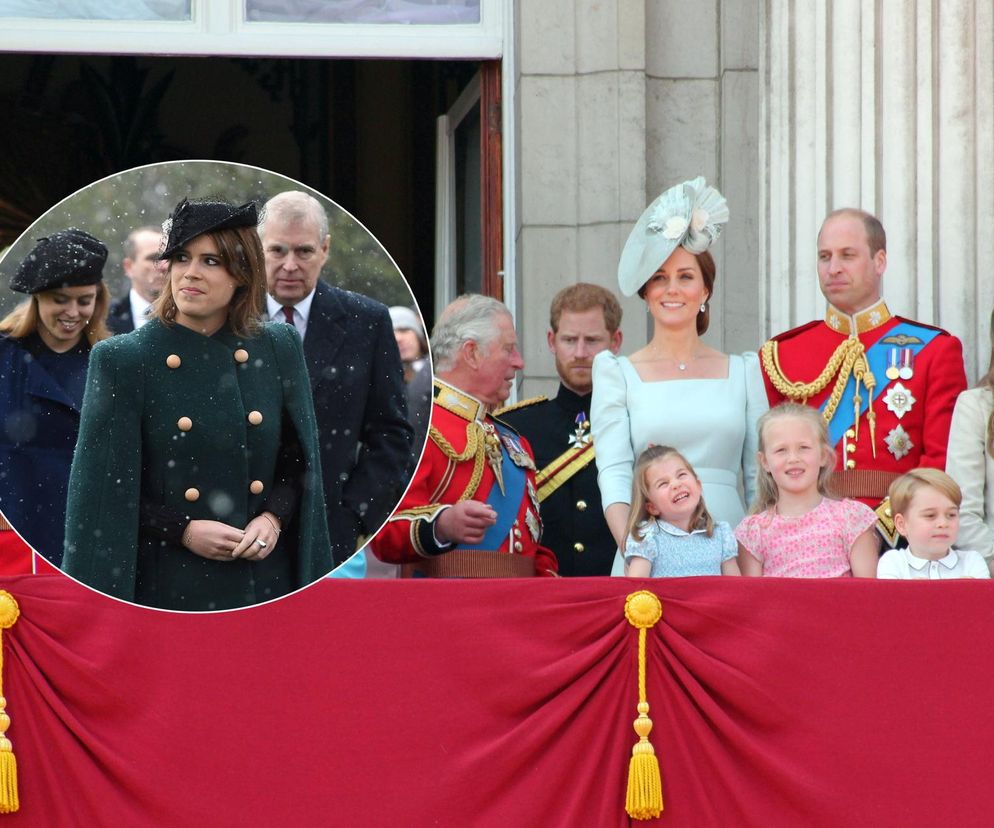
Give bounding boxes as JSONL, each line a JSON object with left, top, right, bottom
{"left": 623, "top": 522, "right": 659, "bottom": 562}
{"left": 591, "top": 350, "right": 634, "bottom": 508}
{"left": 740, "top": 351, "right": 769, "bottom": 509}
{"left": 716, "top": 521, "right": 737, "bottom": 561}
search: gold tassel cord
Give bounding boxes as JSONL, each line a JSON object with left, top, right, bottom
{"left": 624, "top": 590, "right": 663, "bottom": 821}
{"left": 0, "top": 591, "right": 20, "bottom": 813}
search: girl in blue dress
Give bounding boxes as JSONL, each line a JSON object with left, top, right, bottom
{"left": 623, "top": 445, "right": 740, "bottom": 577}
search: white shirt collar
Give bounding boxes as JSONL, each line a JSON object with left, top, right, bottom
{"left": 129, "top": 288, "right": 154, "bottom": 329}
{"left": 653, "top": 519, "right": 706, "bottom": 537}
{"left": 266, "top": 287, "right": 317, "bottom": 323}
{"left": 902, "top": 548, "right": 959, "bottom": 570}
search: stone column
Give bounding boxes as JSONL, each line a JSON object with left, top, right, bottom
{"left": 761, "top": 0, "right": 994, "bottom": 378}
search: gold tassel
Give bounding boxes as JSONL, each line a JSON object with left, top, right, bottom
{"left": 624, "top": 590, "right": 663, "bottom": 820}
{"left": 0, "top": 591, "right": 20, "bottom": 813}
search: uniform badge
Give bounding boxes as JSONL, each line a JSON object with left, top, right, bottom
{"left": 886, "top": 348, "right": 900, "bottom": 381}
{"left": 569, "top": 412, "right": 592, "bottom": 447}
{"left": 898, "top": 348, "right": 914, "bottom": 380}
{"left": 524, "top": 507, "right": 541, "bottom": 542}
{"left": 499, "top": 432, "right": 536, "bottom": 470}
{"left": 882, "top": 383, "right": 916, "bottom": 419}
{"left": 885, "top": 424, "right": 914, "bottom": 460}
{"left": 527, "top": 479, "right": 541, "bottom": 514}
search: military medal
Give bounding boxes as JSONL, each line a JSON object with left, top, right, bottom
{"left": 885, "top": 348, "right": 900, "bottom": 381}
{"left": 898, "top": 348, "right": 914, "bottom": 380}
{"left": 499, "top": 431, "right": 536, "bottom": 470}
{"left": 569, "top": 412, "right": 592, "bottom": 447}
{"left": 882, "top": 382, "right": 916, "bottom": 419}
{"left": 885, "top": 424, "right": 913, "bottom": 460}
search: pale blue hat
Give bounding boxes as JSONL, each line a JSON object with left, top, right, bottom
{"left": 617, "top": 176, "right": 729, "bottom": 297}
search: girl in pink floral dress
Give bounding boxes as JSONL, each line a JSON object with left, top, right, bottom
{"left": 735, "top": 403, "right": 879, "bottom": 577}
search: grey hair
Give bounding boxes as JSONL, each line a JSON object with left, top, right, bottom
{"left": 258, "top": 190, "right": 329, "bottom": 240}
{"left": 431, "top": 294, "right": 512, "bottom": 372}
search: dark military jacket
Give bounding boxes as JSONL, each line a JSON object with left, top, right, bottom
{"left": 499, "top": 384, "right": 615, "bottom": 576}
{"left": 63, "top": 319, "right": 332, "bottom": 610}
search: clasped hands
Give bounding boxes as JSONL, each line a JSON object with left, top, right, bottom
{"left": 181, "top": 512, "right": 282, "bottom": 562}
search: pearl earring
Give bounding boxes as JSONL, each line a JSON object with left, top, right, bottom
{"left": 699, "top": 303, "right": 706, "bottom": 314}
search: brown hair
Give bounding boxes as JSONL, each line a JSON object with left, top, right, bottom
{"left": 888, "top": 468, "right": 962, "bottom": 517}
{"left": 549, "top": 282, "right": 622, "bottom": 334}
{"left": 821, "top": 208, "right": 887, "bottom": 256}
{"left": 751, "top": 402, "right": 836, "bottom": 514}
{"left": 637, "top": 249, "right": 715, "bottom": 335}
{"left": 0, "top": 283, "right": 112, "bottom": 347}
{"left": 624, "top": 444, "right": 715, "bottom": 546}
{"left": 151, "top": 225, "right": 266, "bottom": 338}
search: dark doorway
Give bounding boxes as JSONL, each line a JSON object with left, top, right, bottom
{"left": 0, "top": 53, "right": 480, "bottom": 322}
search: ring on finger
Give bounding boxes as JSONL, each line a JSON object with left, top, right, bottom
{"left": 256, "top": 539, "right": 268, "bottom": 549}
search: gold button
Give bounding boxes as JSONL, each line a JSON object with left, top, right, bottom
{"left": 250, "top": 480, "right": 264, "bottom": 495}
{"left": 177, "top": 416, "right": 193, "bottom": 432}
{"left": 166, "top": 354, "right": 181, "bottom": 369}
{"left": 234, "top": 349, "right": 249, "bottom": 363}
{"left": 573, "top": 543, "right": 584, "bottom": 553}
{"left": 884, "top": 506, "right": 892, "bottom": 517}
{"left": 576, "top": 500, "right": 587, "bottom": 511}
{"left": 247, "top": 410, "right": 263, "bottom": 425}
{"left": 513, "top": 527, "right": 521, "bottom": 537}
{"left": 845, "top": 428, "right": 856, "bottom": 439}
{"left": 513, "top": 541, "right": 523, "bottom": 552}
{"left": 846, "top": 443, "right": 856, "bottom": 453}
{"left": 846, "top": 459, "right": 856, "bottom": 469}
{"left": 184, "top": 487, "right": 200, "bottom": 502}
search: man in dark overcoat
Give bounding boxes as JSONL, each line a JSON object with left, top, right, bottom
{"left": 259, "top": 191, "right": 414, "bottom": 565}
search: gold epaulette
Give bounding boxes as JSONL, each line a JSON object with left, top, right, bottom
{"left": 433, "top": 379, "right": 486, "bottom": 422}
{"left": 493, "top": 395, "right": 547, "bottom": 417}
{"left": 875, "top": 497, "right": 899, "bottom": 548}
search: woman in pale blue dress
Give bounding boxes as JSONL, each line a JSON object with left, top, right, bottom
{"left": 591, "top": 177, "right": 768, "bottom": 574}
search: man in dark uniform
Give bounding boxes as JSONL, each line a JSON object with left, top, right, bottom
{"left": 498, "top": 283, "right": 622, "bottom": 575}
{"left": 760, "top": 208, "right": 967, "bottom": 546}
{"left": 107, "top": 226, "right": 165, "bottom": 334}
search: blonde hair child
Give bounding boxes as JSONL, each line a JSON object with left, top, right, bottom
{"left": 735, "top": 403, "right": 879, "bottom": 577}
{"left": 877, "top": 468, "right": 990, "bottom": 579}
{"left": 624, "top": 445, "right": 740, "bottom": 578}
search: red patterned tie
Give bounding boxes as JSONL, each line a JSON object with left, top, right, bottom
{"left": 282, "top": 306, "right": 295, "bottom": 327}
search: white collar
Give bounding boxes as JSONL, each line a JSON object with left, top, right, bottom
{"left": 903, "top": 548, "right": 959, "bottom": 570}
{"left": 266, "top": 286, "right": 317, "bottom": 323}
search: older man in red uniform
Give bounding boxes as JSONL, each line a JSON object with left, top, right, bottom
{"left": 371, "top": 295, "right": 557, "bottom": 577}
{"left": 761, "top": 209, "right": 966, "bottom": 545}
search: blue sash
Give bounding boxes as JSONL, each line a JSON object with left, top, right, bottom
{"left": 456, "top": 421, "right": 527, "bottom": 551}
{"left": 822, "top": 321, "right": 940, "bottom": 447}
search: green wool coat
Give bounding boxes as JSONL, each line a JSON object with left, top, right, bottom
{"left": 63, "top": 319, "right": 332, "bottom": 610}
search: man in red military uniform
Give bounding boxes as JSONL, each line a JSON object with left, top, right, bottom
{"left": 761, "top": 208, "right": 967, "bottom": 545}
{"left": 371, "top": 295, "right": 558, "bottom": 577}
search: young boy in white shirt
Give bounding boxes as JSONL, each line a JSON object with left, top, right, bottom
{"left": 877, "top": 468, "right": 990, "bottom": 580}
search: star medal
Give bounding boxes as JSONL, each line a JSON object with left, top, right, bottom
{"left": 898, "top": 348, "right": 914, "bottom": 380}
{"left": 883, "top": 382, "right": 916, "bottom": 419}
{"left": 885, "top": 348, "right": 900, "bottom": 381}
{"left": 885, "top": 424, "right": 913, "bottom": 460}
{"left": 481, "top": 422, "right": 505, "bottom": 494}
{"left": 525, "top": 507, "right": 542, "bottom": 541}
{"left": 569, "top": 411, "right": 592, "bottom": 447}
{"left": 499, "top": 431, "right": 535, "bottom": 470}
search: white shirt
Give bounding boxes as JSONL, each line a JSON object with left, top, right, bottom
{"left": 128, "top": 289, "right": 153, "bottom": 330}
{"left": 877, "top": 547, "right": 991, "bottom": 580}
{"left": 266, "top": 288, "right": 317, "bottom": 340}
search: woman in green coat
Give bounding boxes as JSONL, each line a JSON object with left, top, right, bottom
{"left": 63, "top": 198, "right": 332, "bottom": 611}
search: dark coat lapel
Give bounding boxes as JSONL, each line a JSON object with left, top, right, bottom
{"left": 303, "top": 281, "right": 347, "bottom": 389}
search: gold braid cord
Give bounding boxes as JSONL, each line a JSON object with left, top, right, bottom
{"left": 429, "top": 422, "right": 486, "bottom": 502}
{"left": 761, "top": 338, "right": 875, "bottom": 428}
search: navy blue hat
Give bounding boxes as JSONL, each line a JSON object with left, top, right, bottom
{"left": 10, "top": 228, "right": 108, "bottom": 294}
{"left": 159, "top": 198, "right": 258, "bottom": 260}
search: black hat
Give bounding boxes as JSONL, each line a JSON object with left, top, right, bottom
{"left": 10, "top": 228, "right": 108, "bottom": 294}
{"left": 159, "top": 198, "right": 258, "bottom": 260}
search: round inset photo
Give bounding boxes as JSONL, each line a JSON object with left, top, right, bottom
{"left": 0, "top": 160, "right": 428, "bottom": 611}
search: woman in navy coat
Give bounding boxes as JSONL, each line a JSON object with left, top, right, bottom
{"left": 0, "top": 228, "right": 111, "bottom": 565}
{"left": 63, "top": 199, "right": 332, "bottom": 611}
